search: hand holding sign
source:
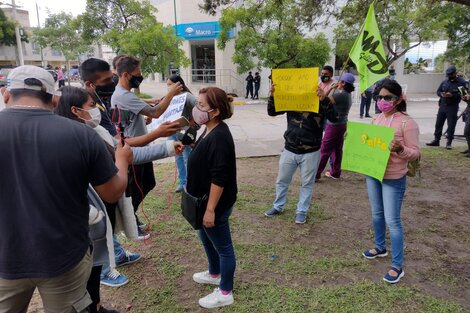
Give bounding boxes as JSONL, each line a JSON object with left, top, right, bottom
{"left": 272, "top": 68, "right": 319, "bottom": 113}
{"left": 341, "top": 121, "right": 395, "bottom": 181}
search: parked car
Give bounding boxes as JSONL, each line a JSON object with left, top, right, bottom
{"left": 47, "top": 69, "right": 58, "bottom": 82}
{"left": 0, "top": 68, "right": 13, "bottom": 87}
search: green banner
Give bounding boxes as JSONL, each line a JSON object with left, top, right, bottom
{"left": 349, "top": 4, "right": 389, "bottom": 93}
{"left": 341, "top": 121, "right": 394, "bottom": 181}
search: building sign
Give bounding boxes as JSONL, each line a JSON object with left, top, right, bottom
{"left": 175, "top": 22, "right": 235, "bottom": 40}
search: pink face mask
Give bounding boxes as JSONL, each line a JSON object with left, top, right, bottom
{"left": 377, "top": 99, "right": 396, "bottom": 113}
{"left": 192, "top": 105, "right": 214, "bottom": 126}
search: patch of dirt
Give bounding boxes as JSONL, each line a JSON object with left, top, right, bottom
{"left": 27, "top": 155, "right": 470, "bottom": 312}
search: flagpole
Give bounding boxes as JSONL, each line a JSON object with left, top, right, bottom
{"left": 336, "top": 0, "right": 379, "bottom": 88}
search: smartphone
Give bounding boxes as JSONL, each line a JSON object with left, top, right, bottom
{"left": 174, "top": 116, "right": 189, "bottom": 128}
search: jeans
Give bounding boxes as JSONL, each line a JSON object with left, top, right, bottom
{"left": 316, "top": 124, "right": 347, "bottom": 179}
{"left": 170, "top": 134, "right": 192, "bottom": 187}
{"left": 360, "top": 91, "right": 372, "bottom": 117}
{"left": 434, "top": 104, "right": 459, "bottom": 141}
{"left": 198, "top": 208, "right": 236, "bottom": 291}
{"left": 100, "top": 235, "right": 125, "bottom": 278}
{"left": 366, "top": 175, "right": 407, "bottom": 268}
{"left": 273, "top": 149, "right": 320, "bottom": 214}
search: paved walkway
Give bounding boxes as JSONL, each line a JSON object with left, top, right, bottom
{"left": 137, "top": 81, "right": 467, "bottom": 158}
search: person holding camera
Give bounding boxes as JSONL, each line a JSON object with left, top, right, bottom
{"left": 426, "top": 65, "right": 468, "bottom": 149}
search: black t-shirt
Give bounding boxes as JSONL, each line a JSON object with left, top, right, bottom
{"left": 0, "top": 108, "right": 117, "bottom": 279}
{"left": 186, "top": 122, "right": 237, "bottom": 218}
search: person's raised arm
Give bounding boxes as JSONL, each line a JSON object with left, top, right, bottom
{"left": 123, "top": 121, "right": 181, "bottom": 147}
{"left": 139, "top": 82, "right": 183, "bottom": 119}
{"left": 94, "top": 141, "right": 133, "bottom": 203}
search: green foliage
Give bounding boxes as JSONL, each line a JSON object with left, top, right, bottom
{"left": 217, "top": 0, "right": 331, "bottom": 73}
{"left": 335, "top": 0, "right": 448, "bottom": 65}
{"left": 32, "top": 12, "right": 91, "bottom": 62}
{"left": 81, "top": 0, "right": 189, "bottom": 76}
{"left": 0, "top": 8, "right": 16, "bottom": 46}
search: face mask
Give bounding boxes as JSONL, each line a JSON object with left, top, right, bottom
{"left": 320, "top": 76, "right": 330, "bottom": 83}
{"left": 192, "top": 105, "right": 214, "bottom": 126}
{"left": 129, "top": 75, "right": 144, "bottom": 89}
{"left": 377, "top": 99, "right": 396, "bottom": 113}
{"left": 79, "top": 107, "right": 102, "bottom": 128}
{"left": 95, "top": 82, "right": 116, "bottom": 98}
{"left": 111, "top": 74, "right": 119, "bottom": 85}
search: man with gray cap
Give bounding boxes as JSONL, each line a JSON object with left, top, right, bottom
{"left": 426, "top": 65, "right": 468, "bottom": 149}
{"left": 0, "top": 65, "right": 132, "bottom": 313}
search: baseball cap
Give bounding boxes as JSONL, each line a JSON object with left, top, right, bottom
{"left": 7, "top": 65, "right": 59, "bottom": 96}
{"left": 446, "top": 65, "right": 457, "bottom": 75}
{"left": 340, "top": 73, "right": 355, "bottom": 85}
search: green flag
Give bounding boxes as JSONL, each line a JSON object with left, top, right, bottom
{"left": 349, "top": 4, "right": 389, "bottom": 93}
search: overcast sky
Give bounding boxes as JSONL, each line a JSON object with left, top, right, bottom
{"left": 15, "top": 0, "right": 86, "bottom": 27}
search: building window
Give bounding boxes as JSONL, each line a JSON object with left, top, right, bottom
{"left": 51, "top": 49, "right": 62, "bottom": 57}
{"left": 32, "top": 42, "right": 40, "bottom": 55}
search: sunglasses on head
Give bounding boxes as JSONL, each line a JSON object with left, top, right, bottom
{"left": 374, "top": 95, "right": 399, "bottom": 101}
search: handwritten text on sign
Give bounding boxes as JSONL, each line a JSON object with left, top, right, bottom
{"left": 341, "top": 121, "right": 395, "bottom": 181}
{"left": 147, "top": 93, "right": 187, "bottom": 133}
{"left": 272, "top": 68, "right": 319, "bottom": 113}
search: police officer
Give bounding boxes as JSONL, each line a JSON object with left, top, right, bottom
{"left": 426, "top": 65, "right": 468, "bottom": 149}
{"left": 462, "top": 93, "right": 470, "bottom": 157}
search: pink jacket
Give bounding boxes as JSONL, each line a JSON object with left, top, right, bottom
{"left": 373, "top": 112, "right": 420, "bottom": 179}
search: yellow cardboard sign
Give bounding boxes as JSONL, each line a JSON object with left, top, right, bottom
{"left": 272, "top": 68, "right": 319, "bottom": 113}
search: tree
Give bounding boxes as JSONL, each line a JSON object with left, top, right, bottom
{"left": 334, "top": 0, "right": 449, "bottom": 66}
{"left": 217, "top": 0, "right": 331, "bottom": 73}
{"left": 0, "top": 7, "right": 17, "bottom": 46}
{"left": 81, "top": 0, "right": 189, "bottom": 75}
{"left": 117, "top": 19, "right": 191, "bottom": 76}
{"left": 439, "top": 2, "right": 470, "bottom": 69}
{"left": 33, "top": 12, "right": 92, "bottom": 84}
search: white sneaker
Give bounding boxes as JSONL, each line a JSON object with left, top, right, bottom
{"left": 192, "top": 271, "right": 221, "bottom": 285}
{"left": 198, "top": 288, "right": 234, "bottom": 309}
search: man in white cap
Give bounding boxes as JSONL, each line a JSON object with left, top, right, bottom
{"left": 0, "top": 65, "right": 132, "bottom": 313}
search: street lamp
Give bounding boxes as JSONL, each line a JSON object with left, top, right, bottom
{"left": 0, "top": 0, "right": 25, "bottom": 66}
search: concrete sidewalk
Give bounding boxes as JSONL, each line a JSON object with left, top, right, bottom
{"left": 139, "top": 83, "right": 468, "bottom": 159}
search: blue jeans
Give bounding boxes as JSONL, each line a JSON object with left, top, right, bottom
{"left": 366, "top": 175, "right": 407, "bottom": 268}
{"left": 273, "top": 149, "right": 320, "bottom": 214}
{"left": 170, "top": 134, "right": 192, "bottom": 187}
{"left": 198, "top": 208, "right": 236, "bottom": 291}
{"left": 100, "top": 235, "right": 126, "bottom": 278}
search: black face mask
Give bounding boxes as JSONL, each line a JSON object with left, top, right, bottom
{"left": 320, "top": 75, "right": 331, "bottom": 83}
{"left": 447, "top": 75, "right": 456, "bottom": 81}
{"left": 129, "top": 75, "right": 144, "bottom": 89}
{"left": 95, "top": 82, "right": 116, "bottom": 97}
{"left": 343, "top": 83, "right": 355, "bottom": 93}
{"left": 111, "top": 73, "right": 119, "bottom": 85}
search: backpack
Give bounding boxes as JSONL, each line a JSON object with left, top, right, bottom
{"left": 401, "top": 117, "right": 421, "bottom": 178}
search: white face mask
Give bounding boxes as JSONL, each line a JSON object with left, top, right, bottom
{"left": 79, "top": 107, "right": 102, "bottom": 128}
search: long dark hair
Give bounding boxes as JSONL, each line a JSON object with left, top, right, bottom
{"left": 380, "top": 79, "right": 407, "bottom": 112}
{"left": 168, "top": 74, "right": 191, "bottom": 93}
{"left": 55, "top": 86, "right": 91, "bottom": 121}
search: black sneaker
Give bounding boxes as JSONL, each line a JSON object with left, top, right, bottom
{"left": 460, "top": 149, "right": 469, "bottom": 154}
{"left": 98, "top": 306, "right": 120, "bottom": 313}
{"left": 446, "top": 141, "right": 452, "bottom": 150}
{"left": 426, "top": 139, "right": 440, "bottom": 147}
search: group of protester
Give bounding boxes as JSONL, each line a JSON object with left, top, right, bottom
{"left": 0, "top": 59, "right": 468, "bottom": 312}
{"left": 0, "top": 55, "right": 237, "bottom": 312}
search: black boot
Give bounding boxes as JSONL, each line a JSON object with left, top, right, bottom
{"left": 446, "top": 140, "right": 452, "bottom": 150}
{"left": 460, "top": 149, "right": 469, "bottom": 154}
{"left": 426, "top": 139, "right": 440, "bottom": 147}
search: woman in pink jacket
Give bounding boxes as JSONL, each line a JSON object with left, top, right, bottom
{"left": 362, "top": 80, "right": 420, "bottom": 284}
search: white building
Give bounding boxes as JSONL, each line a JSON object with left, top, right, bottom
{"left": 0, "top": 7, "right": 100, "bottom": 69}
{"left": 150, "top": 0, "right": 248, "bottom": 95}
